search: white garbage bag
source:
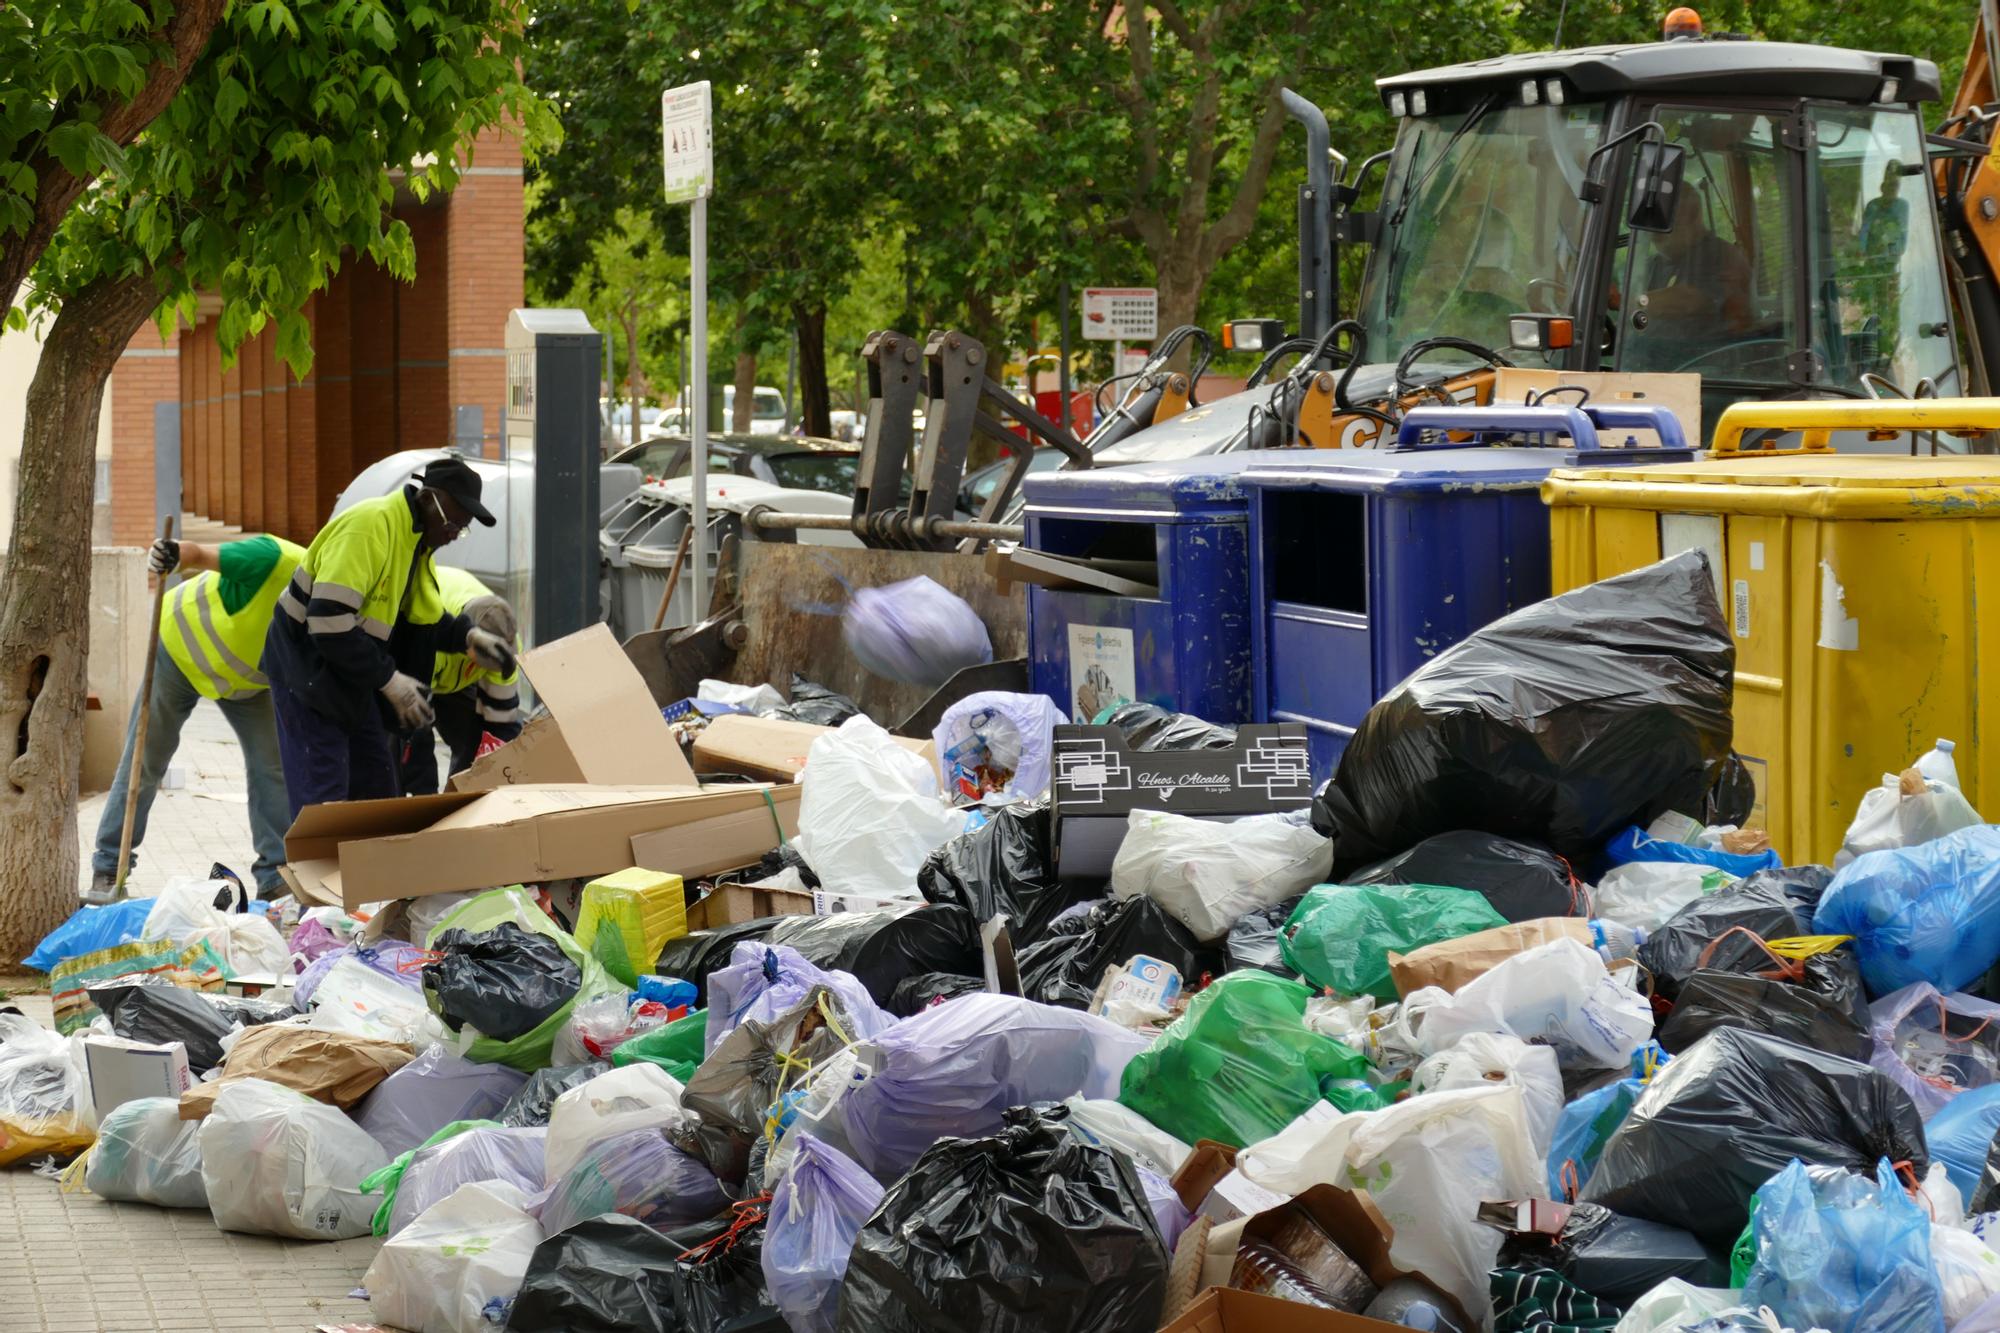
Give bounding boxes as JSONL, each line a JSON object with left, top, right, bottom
{"left": 795, "top": 715, "right": 966, "bottom": 901}
{"left": 199, "top": 1077, "right": 389, "bottom": 1238}
{"left": 84, "top": 1096, "right": 205, "bottom": 1208}
{"left": 840, "top": 575, "right": 992, "bottom": 688}
{"left": 1061, "top": 1096, "right": 1193, "bottom": 1178}
{"left": 699, "top": 678, "right": 785, "bottom": 713}
{"left": 306, "top": 955, "right": 441, "bottom": 1045}
{"left": 1934, "top": 1223, "right": 2000, "bottom": 1326}
{"left": 1109, "top": 808, "right": 1333, "bottom": 942}
{"left": 1592, "top": 861, "right": 1733, "bottom": 932}
{"left": 365, "top": 1181, "right": 544, "bottom": 1333}
{"left": 543, "top": 1063, "right": 686, "bottom": 1186}
{"left": 1411, "top": 1032, "right": 1564, "bottom": 1159}
{"left": 1838, "top": 771, "right": 1983, "bottom": 868}
{"left": 1400, "top": 936, "right": 1654, "bottom": 1071}
{"left": 1611, "top": 1278, "right": 1741, "bottom": 1331}
{"left": 932, "top": 690, "right": 1065, "bottom": 801}
{"left": 143, "top": 877, "right": 289, "bottom": 974}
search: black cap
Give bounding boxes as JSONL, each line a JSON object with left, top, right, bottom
{"left": 417, "top": 456, "right": 495, "bottom": 527}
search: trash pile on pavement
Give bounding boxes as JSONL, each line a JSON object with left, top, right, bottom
{"left": 15, "top": 549, "right": 2000, "bottom": 1332}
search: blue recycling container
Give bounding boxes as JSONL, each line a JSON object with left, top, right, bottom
{"left": 1245, "top": 403, "right": 1692, "bottom": 779}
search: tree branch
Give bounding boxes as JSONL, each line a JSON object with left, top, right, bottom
{"left": 1151, "top": 0, "right": 1201, "bottom": 53}
{"left": 1198, "top": 63, "right": 1298, "bottom": 268}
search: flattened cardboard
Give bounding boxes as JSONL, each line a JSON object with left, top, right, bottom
{"left": 1158, "top": 1285, "right": 1411, "bottom": 1333}
{"left": 986, "top": 543, "right": 1161, "bottom": 597}
{"left": 450, "top": 713, "right": 585, "bottom": 790}
{"left": 692, "top": 713, "right": 936, "bottom": 783}
{"left": 684, "top": 881, "right": 816, "bottom": 930}
{"left": 511, "top": 622, "right": 698, "bottom": 788}
{"left": 628, "top": 784, "right": 802, "bottom": 879}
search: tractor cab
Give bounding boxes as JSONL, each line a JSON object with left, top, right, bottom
{"left": 1358, "top": 22, "right": 1958, "bottom": 438}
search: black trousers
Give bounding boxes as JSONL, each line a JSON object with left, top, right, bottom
{"left": 396, "top": 688, "right": 484, "bottom": 796}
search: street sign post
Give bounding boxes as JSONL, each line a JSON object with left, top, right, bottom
{"left": 1081, "top": 287, "right": 1158, "bottom": 389}
{"left": 662, "top": 81, "right": 714, "bottom": 612}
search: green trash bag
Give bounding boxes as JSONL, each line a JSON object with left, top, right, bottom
{"left": 422, "top": 886, "right": 622, "bottom": 1072}
{"left": 609, "top": 1007, "right": 708, "bottom": 1082}
{"left": 1730, "top": 1196, "right": 1759, "bottom": 1286}
{"left": 1279, "top": 883, "right": 1507, "bottom": 1000}
{"left": 1117, "top": 971, "right": 1369, "bottom": 1148}
{"left": 358, "top": 1119, "right": 493, "bottom": 1237}
{"left": 1323, "top": 1077, "right": 1406, "bottom": 1113}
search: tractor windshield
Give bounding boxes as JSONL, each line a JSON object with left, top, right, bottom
{"left": 1359, "top": 102, "right": 1607, "bottom": 368}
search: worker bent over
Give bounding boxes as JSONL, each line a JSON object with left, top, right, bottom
{"left": 398, "top": 566, "right": 525, "bottom": 795}
{"left": 264, "top": 458, "right": 516, "bottom": 819}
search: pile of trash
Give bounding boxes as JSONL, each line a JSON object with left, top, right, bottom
{"left": 15, "top": 549, "right": 2000, "bottom": 1333}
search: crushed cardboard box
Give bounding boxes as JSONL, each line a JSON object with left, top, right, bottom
{"left": 692, "top": 712, "right": 936, "bottom": 783}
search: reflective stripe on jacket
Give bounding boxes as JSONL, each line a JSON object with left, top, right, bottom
{"left": 160, "top": 540, "right": 305, "bottom": 700}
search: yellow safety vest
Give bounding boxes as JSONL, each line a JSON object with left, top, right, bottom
{"left": 431, "top": 566, "right": 522, "bottom": 711}
{"left": 160, "top": 539, "right": 307, "bottom": 700}
{"left": 277, "top": 489, "right": 445, "bottom": 643}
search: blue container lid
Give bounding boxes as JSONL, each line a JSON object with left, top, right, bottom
{"left": 1239, "top": 441, "right": 1692, "bottom": 496}
{"left": 1021, "top": 450, "right": 1274, "bottom": 519}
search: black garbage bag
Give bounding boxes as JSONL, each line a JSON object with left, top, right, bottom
{"left": 745, "top": 843, "right": 821, "bottom": 890}
{"left": 1655, "top": 970, "right": 1872, "bottom": 1061}
{"left": 887, "top": 971, "right": 987, "bottom": 1016}
{"left": 768, "top": 674, "right": 860, "bottom": 727}
{"left": 423, "top": 921, "right": 581, "bottom": 1041}
{"left": 656, "top": 916, "right": 788, "bottom": 1006}
{"left": 836, "top": 1104, "right": 1169, "bottom": 1333}
{"left": 668, "top": 1205, "right": 786, "bottom": 1333}
{"left": 763, "top": 904, "right": 979, "bottom": 1006}
{"left": 676, "top": 986, "right": 856, "bottom": 1183}
{"left": 1314, "top": 551, "right": 1735, "bottom": 871}
{"left": 1638, "top": 875, "right": 1802, "bottom": 1003}
{"left": 497, "top": 1060, "right": 610, "bottom": 1128}
{"left": 507, "top": 1214, "right": 682, "bottom": 1333}
{"left": 1579, "top": 1026, "right": 1927, "bottom": 1244}
{"left": 1497, "top": 1202, "right": 1725, "bottom": 1306}
{"left": 1746, "top": 862, "right": 1837, "bottom": 919}
{"left": 87, "top": 982, "right": 290, "bottom": 1076}
{"left": 1102, "top": 702, "right": 1237, "bottom": 752}
{"left": 1974, "top": 1134, "right": 2000, "bottom": 1213}
{"left": 1015, "top": 896, "right": 1220, "bottom": 1009}
{"left": 1224, "top": 896, "right": 1301, "bottom": 976}
{"left": 1349, "top": 831, "right": 1581, "bottom": 922}
{"left": 1705, "top": 753, "right": 1758, "bottom": 828}
{"left": 917, "top": 802, "right": 1100, "bottom": 946}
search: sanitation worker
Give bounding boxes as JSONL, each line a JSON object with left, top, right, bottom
{"left": 397, "top": 565, "right": 525, "bottom": 794}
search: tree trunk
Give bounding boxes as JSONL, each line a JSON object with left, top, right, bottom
{"left": 731, "top": 349, "right": 757, "bottom": 432}
{"left": 792, "top": 303, "right": 832, "bottom": 438}
{"left": 623, "top": 301, "right": 643, "bottom": 448}
{"left": 0, "top": 272, "right": 159, "bottom": 965}
{"left": 1154, "top": 277, "right": 1204, "bottom": 371}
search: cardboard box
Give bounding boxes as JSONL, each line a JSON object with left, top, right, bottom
{"left": 1159, "top": 1285, "right": 1410, "bottom": 1332}
{"left": 83, "top": 1036, "right": 191, "bottom": 1122}
{"left": 1050, "top": 723, "right": 1313, "bottom": 878}
{"left": 684, "top": 880, "right": 816, "bottom": 930}
{"left": 691, "top": 713, "right": 936, "bottom": 783}
{"left": 284, "top": 783, "right": 800, "bottom": 910}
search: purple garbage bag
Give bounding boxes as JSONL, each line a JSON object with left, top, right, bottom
{"left": 837, "top": 992, "right": 1152, "bottom": 1179}
{"left": 386, "top": 1124, "right": 547, "bottom": 1237}
{"left": 1137, "top": 1165, "right": 1191, "bottom": 1251}
{"left": 536, "top": 1127, "right": 730, "bottom": 1237}
{"left": 353, "top": 1045, "right": 529, "bottom": 1157}
{"left": 841, "top": 576, "right": 993, "bottom": 688}
{"left": 287, "top": 915, "right": 349, "bottom": 970}
{"left": 763, "top": 1133, "right": 885, "bottom": 1333}
{"left": 704, "top": 943, "right": 889, "bottom": 1058}
{"left": 293, "top": 939, "right": 428, "bottom": 1011}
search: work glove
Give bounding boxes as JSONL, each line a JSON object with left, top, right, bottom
{"left": 379, "top": 672, "right": 435, "bottom": 731}
{"left": 148, "top": 538, "right": 180, "bottom": 575}
{"left": 462, "top": 593, "right": 517, "bottom": 643}
{"left": 466, "top": 627, "right": 517, "bottom": 678}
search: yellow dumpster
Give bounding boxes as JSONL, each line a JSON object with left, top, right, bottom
{"left": 1542, "top": 400, "right": 2000, "bottom": 865}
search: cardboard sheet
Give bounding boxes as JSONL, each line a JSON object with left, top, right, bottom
{"left": 691, "top": 713, "right": 935, "bottom": 783}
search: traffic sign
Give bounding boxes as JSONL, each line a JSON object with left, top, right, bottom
{"left": 1081, "top": 287, "right": 1159, "bottom": 341}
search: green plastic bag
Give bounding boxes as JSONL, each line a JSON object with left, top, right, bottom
{"left": 423, "top": 886, "right": 622, "bottom": 1072}
{"left": 1323, "top": 1077, "right": 1406, "bottom": 1113}
{"left": 1118, "top": 971, "right": 1369, "bottom": 1148}
{"left": 1280, "top": 883, "right": 1507, "bottom": 1000}
{"left": 358, "top": 1118, "right": 494, "bottom": 1237}
{"left": 609, "top": 1007, "right": 708, "bottom": 1082}
{"left": 1730, "top": 1196, "right": 1759, "bottom": 1286}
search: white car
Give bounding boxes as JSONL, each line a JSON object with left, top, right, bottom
{"left": 658, "top": 384, "right": 790, "bottom": 435}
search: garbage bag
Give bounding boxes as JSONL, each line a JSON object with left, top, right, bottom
{"left": 1412, "top": 1031, "right": 1564, "bottom": 1158}
{"left": 1739, "top": 1159, "right": 1943, "bottom": 1333}
{"left": 1744, "top": 862, "right": 1838, "bottom": 920}
{"left": 1839, "top": 769, "right": 1983, "bottom": 869}
{"left": 1116, "top": 971, "right": 1368, "bottom": 1149}
{"left": 1931, "top": 1223, "right": 2000, "bottom": 1327}
{"left": 1814, "top": 825, "right": 2000, "bottom": 997}
{"left": 199, "top": 1077, "right": 389, "bottom": 1238}
{"left": 680, "top": 985, "right": 860, "bottom": 1183}
{"left": 885, "top": 971, "right": 985, "bottom": 1016}
{"left": 497, "top": 1060, "right": 609, "bottom": 1128}
{"left": 365, "top": 1181, "right": 545, "bottom": 1333}
{"left": 426, "top": 921, "right": 582, "bottom": 1043}
{"left": 176, "top": 1023, "right": 414, "bottom": 1118}
{"left": 293, "top": 938, "right": 428, "bottom": 1011}
{"left": 1136, "top": 1165, "right": 1190, "bottom": 1251}
{"left": 23, "top": 897, "right": 152, "bottom": 972}
{"left": 1603, "top": 825, "right": 1782, "bottom": 878}
{"left": 836, "top": 1104, "right": 1168, "bottom": 1333}
{"left": 1061, "top": 1095, "right": 1193, "bottom": 1178}
{"left": 1224, "top": 895, "right": 1300, "bottom": 976}
{"left": 83, "top": 1095, "right": 205, "bottom": 1208}
{"left": 288, "top": 907, "right": 360, "bottom": 969}
{"left": 0, "top": 1013, "right": 85, "bottom": 1164}
{"left": 656, "top": 916, "right": 788, "bottom": 1006}
{"left": 665, "top": 1204, "right": 787, "bottom": 1332}
{"left": 763, "top": 1133, "right": 885, "bottom": 1333}
{"left": 556, "top": 991, "right": 679, "bottom": 1065}
{"left": 505, "top": 1213, "right": 683, "bottom": 1333}
{"left": 1546, "top": 1044, "right": 1671, "bottom": 1199}
{"left": 88, "top": 979, "right": 285, "bottom": 1076}
{"left": 143, "top": 875, "right": 291, "bottom": 975}
{"left": 1101, "top": 702, "right": 1236, "bottom": 751}
{"left": 1638, "top": 873, "right": 1802, "bottom": 1002}
{"left": 839, "top": 992, "right": 1150, "bottom": 1179}
{"left": 48, "top": 935, "right": 230, "bottom": 1035}
{"left": 1498, "top": 1202, "right": 1726, "bottom": 1306}
{"left": 1388, "top": 917, "right": 1594, "bottom": 998}
{"left": 1110, "top": 808, "right": 1333, "bottom": 943}
{"left": 1281, "top": 883, "right": 1508, "bottom": 1002}
{"left": 308, "top": 952, "right": 441, "bottom": 1044}
{"left": 1657, "top": 969, "right": 1872, "bottom": 1062}
{"left": 767, "top": 673, "right": 862, "bottom": 727}
{"left": 705, "top": 942, "right": 890, "bottom": 1057}
{"left": 610, "top": 1009, "right": 708, "bottom": 1080}
{"left": 932, "top": 690, "right": 1064, "bottom": 801}
{"left": 1867, "top": 981, "right": 2000, "bottom": 1119}
{"left": 354, "top": 1045, "right": 529, "bottom": 1158}
{"left": 917, "top": 801, "right": 1098, "bottom": 947}
{"left": 841, "top": 574, "right": 992, "bottom": 688}
{"left": 1923, "top": 1083, "right": 2000, "bottom": 1200}
{"left": 1016, "top": 895, "right": 1221, "bottom": 1010}
{"left": 1593, "top": 861, "right": 1735, "bottom": 933}
{"left": 795, "top": 715, "right": 968, "bottom": 903}
{"left": 545, "top": 1063, "right": 687, "bottom": 1186}
{"left": 1314, "top": 551, "right": 1735, "bottom": 870}
{"left": 763, "top": 908, "right": 975, "bottom": 1014}
{"left": 377, "top": 1123, "right": 547, "bottom": 1238}
{"left": 1400, "top": 936, "right": 1654, "bottom": 1071}
{"left": 538, "top": 1127, "right": 729, "bottom": 1236}
{"left": 1578, "top": 1027, "right": 1929, "bottom": 1244}
{"left": 1351, "top": 830, "right": 1584, "bottom": 923}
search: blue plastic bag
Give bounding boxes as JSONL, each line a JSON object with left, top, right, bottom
{"left": 1546, "top": 1042, "right": 1670, "bottom": 1198}
{"left": 1924, "top": 1083, "right": 2000, "bottom": 1200}
{"left": 1814, "top": 825, "right": 2000, "bottom": 996}
{"left": 762, "top": 1132, "right": 885, "bottom": 1333}
{"left": 1604, "top": 825, "right": 1782, "bottom": 878}
{"left": 23, "top": 898, "right": 153, "bottom": 972}
{"left": 1740, "top": 1158, "right": 1945, "bottom": 1333}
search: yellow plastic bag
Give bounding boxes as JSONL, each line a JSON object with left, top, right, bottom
{"left": 0, "top": 1013, "right": 91, "bottom": 1166}
{"left": 575, "top": 868, "right": 686, "bottom": 986}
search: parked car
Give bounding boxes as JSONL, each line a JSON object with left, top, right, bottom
{"left": 609, "top": 433, "right": 865, "bottom": 494}
{"left": 958, "top": 447, "right": 1064, "bottom": 517}
{"left": 657, "top": 385, "right": 789, "bottom": 435}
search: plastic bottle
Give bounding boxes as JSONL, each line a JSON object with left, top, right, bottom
{"left": 1590, "top": 918, "right": 1647, "bottom": 963}
{"left": 1917, "top": 738, "right": 1962, "bottom": 790}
